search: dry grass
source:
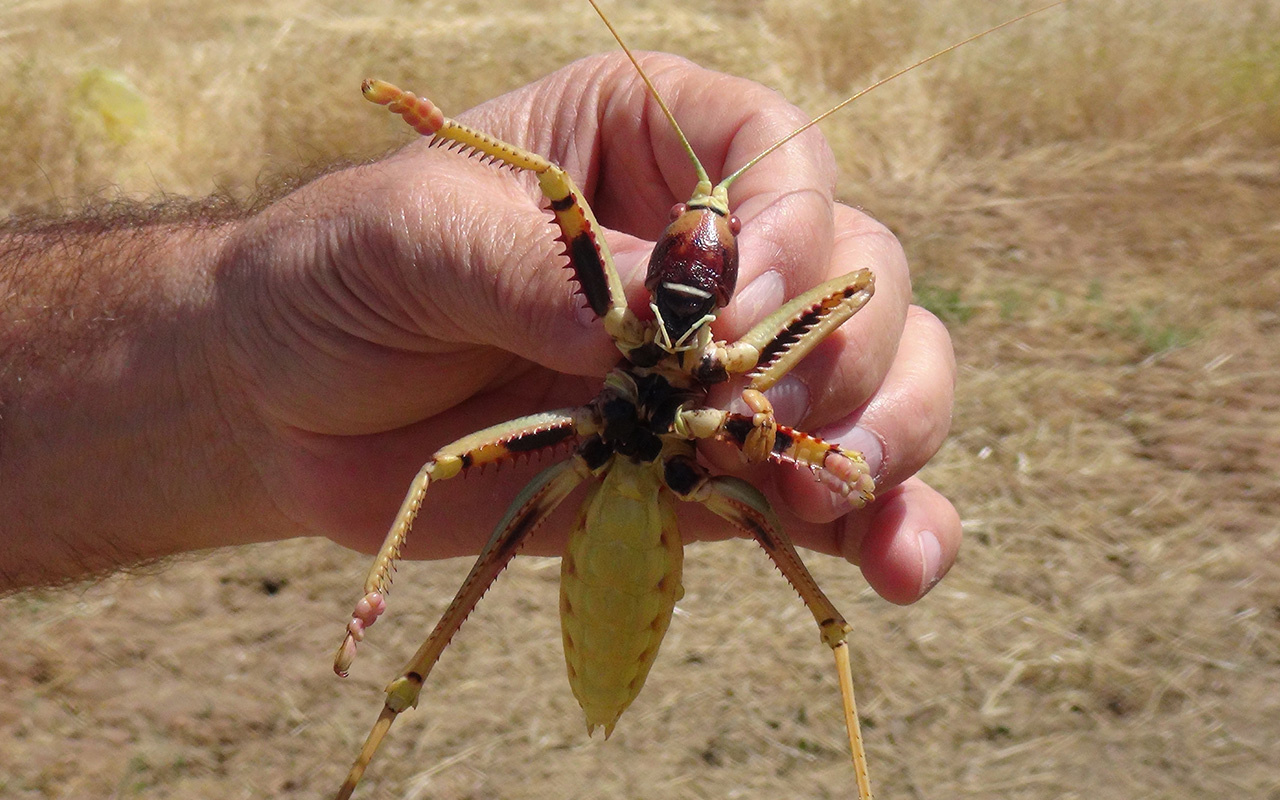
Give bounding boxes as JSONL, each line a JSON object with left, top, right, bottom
{"left": 2, "top": 0, "right": 1278, "bottom": 798}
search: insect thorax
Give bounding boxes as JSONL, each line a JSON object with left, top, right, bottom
{"left": 580, "top": 367, "right": 704, "bottom": 470}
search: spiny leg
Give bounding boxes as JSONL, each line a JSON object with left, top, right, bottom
{"left": 665, "top": 460, "right": 874, "bottom": 800}
{"left": 335, "top": 410, "right": 582, "bottom": 676}
{"left": 677, "top": 405, "right": 875, "bottom": 507}
{"left": 695, "top": 269, "right": 874, "bottom": 389}
{"left": 335, "top": 455, "right": 593, "bottom": 800}
{"left": 362, "top": 79, "right": 646, "bottom": 352}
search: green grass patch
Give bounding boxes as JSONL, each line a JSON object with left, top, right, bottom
{"left": 914, "top": 281, "right": 975, "bottom": 324}
{"left": 1121, "top": 305, "right": 1200, "bottom": 355}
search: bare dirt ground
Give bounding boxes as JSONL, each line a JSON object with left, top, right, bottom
{"left": 2, "top": 1, "right": 1277, "bottom": 798}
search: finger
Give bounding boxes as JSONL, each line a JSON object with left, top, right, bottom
{"left": 848, "top": 477, "right": 962, "bottom": 605}
{"left": 713, "top": 95, "right": 839, "bottom": 338}
{"left": 707, "top": 74, "right": 838, "bottom": 320}
{"left": 762, "top": 203, "right": 912, "bottom": 431}
{"left": 699, "top": 204, "right": 909, "bottom": 488}
{"left": 671, "top": 472, "right": 960, "bottom": 607}
{"left": 447, "top": 54, "right": 835, "bottom": 375}
{"left": 362, "top": 132, "right": 625, "bottom": 380}
{"left": 776, "top": 303, "right": 956, "bottom": 523}
{"left": 841, "top": 304, "right": 956, "bottom": 490}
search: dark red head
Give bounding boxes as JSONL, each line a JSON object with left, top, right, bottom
{"left": 645, "top": 203, "right": 742, "bottom": 350}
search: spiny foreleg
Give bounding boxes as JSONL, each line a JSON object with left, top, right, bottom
{"left": 693, "top": 269, "right": 874, "bottom": 389}
{"left": 334, "top": 455, "right": 592, "bottom": 800}
{"left": 335, "top": 409, "right": 584, "bottom": 676}
{"left": 361, "top": 79, "right": 646, "bottom": 352}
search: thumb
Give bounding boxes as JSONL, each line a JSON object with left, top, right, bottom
{"left": 370, "top": 139, "right": 644, "bottom": 378}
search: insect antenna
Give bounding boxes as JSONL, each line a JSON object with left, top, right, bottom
{"left": 590, "top": 0, "right": 1069, "bottom": 200}
{"left": 721, "top": 0, "right": 1069, "bottom": 190}
{"left": 586, "top": 0, "right": 724, "bottom": 210}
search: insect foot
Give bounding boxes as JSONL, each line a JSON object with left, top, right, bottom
{"left": 334, "top": 592, "right": 386, "bottom": 678}
{"left": 739, "top": 388, "right": 778, "bottom": 463}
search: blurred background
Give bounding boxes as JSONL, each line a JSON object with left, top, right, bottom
{"left": 2, "top": 0, "right": 1277, "bottom": 797}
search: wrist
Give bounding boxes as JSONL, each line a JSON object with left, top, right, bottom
{"left": 0, "top": 216, "right": 289, "bottom": 589}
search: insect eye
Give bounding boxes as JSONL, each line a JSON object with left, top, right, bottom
{"left": 728, "top": 214, "right": 742, "bottom": 235}
{"left": 668, "top": 203, "right": 687, "bottom": 221}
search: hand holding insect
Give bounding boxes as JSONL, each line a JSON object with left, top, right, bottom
{"left": 220, "top": 53, "right": 959, "bottom": 603}
{"left": 309, "top": 43, "right": 967, "bottom": 795}
{"left": 209, "top": 38, "right": 964, "bottom": 798}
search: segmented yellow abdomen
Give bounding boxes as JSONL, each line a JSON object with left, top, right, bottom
{"left": 560, "top": 460, "right": 684, "bottom": 737}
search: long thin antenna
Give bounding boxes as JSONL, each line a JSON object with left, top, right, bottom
{"left": 720, "top": 0, "right": 1069, "bottom": 191}
{"left": 585, "top": 0, "right": 711, "bottom": 187}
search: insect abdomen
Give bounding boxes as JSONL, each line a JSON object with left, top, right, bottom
{"left": 560, "top": 460, "right": 684, "bottom": 737}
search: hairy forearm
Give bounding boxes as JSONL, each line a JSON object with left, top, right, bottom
{"left": 0, "top": 212, "right": 281, "bottom": 590}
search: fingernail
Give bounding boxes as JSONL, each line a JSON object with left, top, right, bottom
{"left": 918, "top": 529, "right": 943, "bottom": 597}
{"left": 734, "top": 270, "right": 784, "bottom": 322}
{"left": 837, "top": 425, "right": 884, "bottom": 482}
{"left": 763, "top": 376, "right": 810, "bottom": 426}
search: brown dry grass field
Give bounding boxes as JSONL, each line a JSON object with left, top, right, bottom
{"left": 2, "top": 0, "right": 1278, "bottom": 797}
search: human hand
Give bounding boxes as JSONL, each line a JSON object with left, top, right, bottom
{"left": 212, "top": 53, "right": 958, "bottom": 604}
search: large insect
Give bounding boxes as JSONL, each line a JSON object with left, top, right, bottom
{"left": 331, "top": 3, "right": 1063, "bottom": 798}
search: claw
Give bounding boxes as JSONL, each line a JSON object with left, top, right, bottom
{"left": 740, "top": 389, "right": 777, "bottom": 463}
{"left": 819, "top": 450, "right": 876, "bottom": 508}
